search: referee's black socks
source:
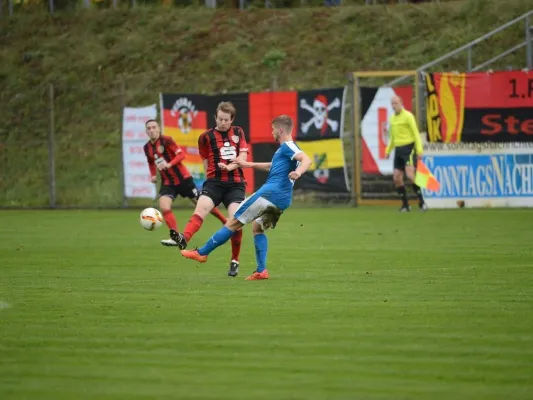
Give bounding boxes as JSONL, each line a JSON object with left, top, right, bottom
{"left": 412, "top": 183, "right": 424, "bottom": 205}
{"left": 396, "top": 186, "right": 408, "bottom": 207}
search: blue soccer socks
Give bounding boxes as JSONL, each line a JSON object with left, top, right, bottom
{"left": 254, "top": 233, "right": 268, "bottom": 273}
{"left": 198, "top": 226, "right": 235, "bottom": 256}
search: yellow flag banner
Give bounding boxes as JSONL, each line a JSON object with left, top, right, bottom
{"left": 415, "top": 159, "right": 441, "bottom": 192}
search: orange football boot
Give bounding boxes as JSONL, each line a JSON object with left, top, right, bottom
{"left": 245, "top": 270, "right": 269, "bottom": 280}
{"left": 181, "top": 249, "right": 207, "bottom": 263}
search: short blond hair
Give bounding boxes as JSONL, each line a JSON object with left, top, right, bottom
{"left": 272, "top": 115, "right": 293, "bottom": 133}
{"left": 216, "top": 101, "right": 236, "bottom": 119}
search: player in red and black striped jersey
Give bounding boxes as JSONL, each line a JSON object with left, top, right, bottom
{"left": 170, "top": 102, "right": 248, "bottom": 277}
{"left": 143, "top": 120, "right": 227, "bottom": 246}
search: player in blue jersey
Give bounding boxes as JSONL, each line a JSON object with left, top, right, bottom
{"left": 180, "top": 115, "right": 312, "bottom": 280}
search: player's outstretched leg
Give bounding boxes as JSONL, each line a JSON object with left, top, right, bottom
{"left": 175, "top": 195, "right": 216, "bottom": 250}
{"left": 181, "top": 223, "right": 239, "bottom": 263}
{"left": 246, "top": 221, "right": 269, "bottom": 280}
{"left": 160, "top": 196, "right": 180, "bottom": 247}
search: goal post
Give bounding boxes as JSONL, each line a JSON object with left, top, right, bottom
{"left": 349, "top": 70, "right": 421, "bottom": 206}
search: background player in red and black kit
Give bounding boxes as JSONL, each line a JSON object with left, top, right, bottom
{"left": 171, "top": 102, "right": 247, "bottom": 277}
{"left": 143, "top": 119, "right": 227, "bottom": 246}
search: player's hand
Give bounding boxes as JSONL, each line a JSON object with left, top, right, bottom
{"left": 232, "top": 159, "right": 251, "bottom": 168}
{"left": 218, "top": 162, "right": 229, "bottom": 171}
{"left": 288, "top": 171, "right": 301, "bottom": 180}
{"left": 150, "top": 176, "right": 157, "bottom": 184}
{"left": 157, "top": 161, "right": 170, "bottom": 171}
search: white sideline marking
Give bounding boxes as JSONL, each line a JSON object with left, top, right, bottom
{"left": 0, "top": 301, "right": 11, "bottom": 310}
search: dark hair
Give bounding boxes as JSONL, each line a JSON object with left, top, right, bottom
{"left": 145, "top": 119, "right": 159, "bottom": 127}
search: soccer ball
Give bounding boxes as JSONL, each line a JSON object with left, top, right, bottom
{"left": 140, "top": 208, "right": 163, "bottom": 231}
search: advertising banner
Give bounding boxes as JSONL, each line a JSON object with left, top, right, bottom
{"left": 421, "top": 143, "right": 533, "bottom": 208}
{"left": 425, "top": 71, "right": 533, "bottom": 143}
{"left": 122, "top": 104, "right": 158, "bottom": 199}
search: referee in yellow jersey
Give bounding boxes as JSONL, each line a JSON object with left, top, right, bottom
{"left": 385, "top": 95, "right": 427, "bottom": 212}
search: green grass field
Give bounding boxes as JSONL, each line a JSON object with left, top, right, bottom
{"left": 1, "top": 207, "right": 532, "bottom": 399}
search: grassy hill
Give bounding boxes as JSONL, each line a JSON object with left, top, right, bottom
{"left": 1, "top": 0, "right": 532, "bottom": 207}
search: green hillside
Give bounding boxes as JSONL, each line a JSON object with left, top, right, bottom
{"left": 1, "top": 0, "right": 532, "bottom": 207}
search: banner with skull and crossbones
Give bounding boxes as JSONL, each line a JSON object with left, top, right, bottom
{"left": 297, "top": 88, "right": 344, "bottom": 140}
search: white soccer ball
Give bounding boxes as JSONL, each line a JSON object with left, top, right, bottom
{"left": 140, "top": 208, "right": 163, "bottom": 231}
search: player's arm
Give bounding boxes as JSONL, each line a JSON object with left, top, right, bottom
{"left": 385, "top": 121, "right": 395, "bottom": 158}
{"left": 236, "top": 128, "right": 249, "bottom": 162}
{"left": 289, "top": 152, "right": 312, "bottom": 180}
{"left": 144, "top": 146, "right": 157, "bottom": 183}
{"left": 408, "top": 113, "right": 424, "bottom": 156}
{"left": 198, "top": 133, "right": 210, "bottom": 173}
{"left": 238, "top": 161, "right": 270, "bottom": 171}
{"left": 165, "top": 138, "right": 186, "bottom": 168}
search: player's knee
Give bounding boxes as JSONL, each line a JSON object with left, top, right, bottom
{"left": 225, "top": 217, "right": 242, "bottom": 232}
{"left": 393, "top": 173, "right": 403, "bottom": 186}
{"left": 226, "top": 202, "right": 241, "bottom": 218}
{"left": 194, "top": 196, "right": 213, "bottom": 218}
{"left": 252, "top": 221, "right": 264, "bottom": 235}
{"left": 405, "top": 169, "right": 416, "bottom": 182}
{"left": 159, "top": 199, "right": 172, "bottom": 212}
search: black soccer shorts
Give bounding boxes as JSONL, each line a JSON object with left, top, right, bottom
{"left": 199, "top": 179, "right": 246, "bottom": 209}
{"left": 159, "top": 177, "right": 199, "bottom": 200}
{"left": 393, "top": 143, "right": 417, "bottom": 171}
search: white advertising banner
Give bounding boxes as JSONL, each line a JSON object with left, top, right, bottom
{"left": 422, "top": 143, "right": 533, "bottom": 208}
{"left": 122, "top": 104, "right": 158, "bottom": 199}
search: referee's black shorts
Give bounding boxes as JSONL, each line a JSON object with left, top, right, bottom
{"left": 393, "top": 143, "right": 417, "bottom": 171}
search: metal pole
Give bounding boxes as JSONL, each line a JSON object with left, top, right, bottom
{"left": 49, "top": 0, "right": 54, "bottom": 13}
{"left": 113, "top": 0, "right": 117, "bottom": 8}
{"left": 419, "top": 71, "right": 427, "bottom": 131}
{"left": 467, "top": 46, "right": 472, "bottom": 72}
{"left": 415, "top": 71, "right": 421, "bottom": 130}
{"left": 48, "top": 84, "right": 56, "bottom": 208}
{"left": 120, "top": 80, "right": 127, "bottom": 208}
{"left": 8, "top": 0, "right": 13, "bottom": 16}
{"left": 271, "top": 76, "right": 278, "bottom": 91}
{"left": 352, "top": 74, "right": 362, "bottom": 207}
{"left": 526, "top": 16, "right": 532, "bottom": 70}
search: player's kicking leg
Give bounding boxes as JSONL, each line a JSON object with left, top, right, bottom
{"left": 169, "top": 179, "right": 228, "bottom": 249}
{"left": 170, "top": 194, "right": 216, "bottom": 250}
{"left": 181, "top": 194, "right": 278, "bottom": 278}
{"left": 180, "top": 216, "right": 243, "bottom": 264}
